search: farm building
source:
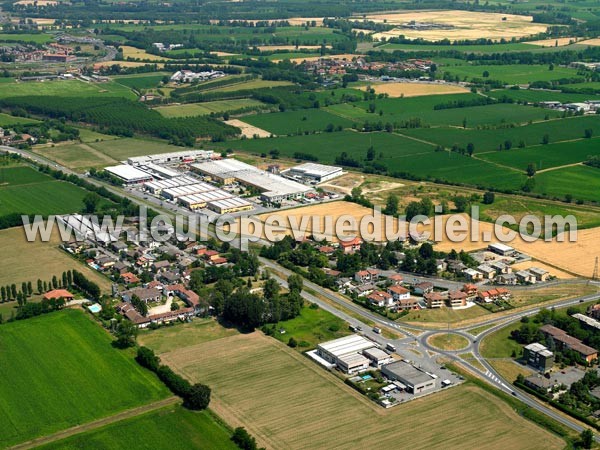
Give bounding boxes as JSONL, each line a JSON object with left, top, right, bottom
{"left": 381, "top": 361, "right": 437, "bottom": 394}
{"left": 105, "top": 165, "right": 153, "bottom": 185}
{"left": 191, "top": 159, "right": 311, "bottom": 202}
{"left": 127, "top": 150, "right": 213, "bottom": 166}
{"left": 316, "top": 334, "right": 376, "bottom": 374}
{"left": 284, "top": 163, "right": 343, "bottom": 183}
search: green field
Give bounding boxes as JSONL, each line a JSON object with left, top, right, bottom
{"left": 489, "top": 88, "right": 600, "bottom": 104}
{"left": 439, "top": 63, "right": 579, "bottom": 85}
{"left": 401, "top": 115, "right": 600, "bottom": 151}
{"left": 534, "top": 165, "right": 600, "bottom": 201}
{"left": 38, "top": 406, "right": 237, "bottom": 450}
{"left": 272, "top": 304, "right": 349, "bottom": 349}
{"left": 480, "top": 322, "right": 522, "bottom": 359}
{"left": 113, "top": 72, "right": 170, "bottom": 90}
{"left": 479, "top": 137, "right": 600, "bottom": 171}
{"left": 0, "top": 33, "right": 52, "bottom": 44}
{"left": 0, "top": 310, "right": 170, "bottom": 448}
{"left": 0, "top": 112, "right": 40, "bottom": 127}
{"left": 34, "top": 143, "right": 118, "bottom": 171}
{"left": 0, "top": 79, "right": 136, "bottom": 99}
{"left": 155, "top": 99, "right": 265, "bottom": 117}
{"left": 378, "top": 42, "right": 539, "bottom": 53}
{"left": 242, "top": 108, "right": 356, "bottom": 135}
{"left": 208, "top": 79, "right": 294, "bottom": 93}
{"left": 86, "top": 137, "right": 189, "bottom": 160}
{"left": 0, "top": 166, "right": 95, "bottom": 215}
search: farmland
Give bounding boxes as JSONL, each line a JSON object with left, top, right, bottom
{"left": 113, "top": 72, "right": 170, "bottom": 90}
{"left": 488, "top": 89, "right": 599, "bottom": 104}
{"left": 534, "top": 165, "right": 600, "bottom": 201}
{"left": 0, "top": 112, "right": 39, "bottom": 127}
{"left": 162, "top": 332, "right": 564, "bottom": 449}
{"left": 438, "top": 63, "right": 579, "bottom": 85}
{"left": 33, "top": 143, "right": 118, "bottom": 171}
{"left": 241, "top": 108, "right": 355, "bottom": 135}
{"left": 37, "top": 406, "right": 237, "bottom": 450}
{"left": 82, "top": 137, "right": 194, "bottom": 160}
{"left": 0, "top": 166, "right": 98, "bottom": 216}
{"left": 377, "top": 42, "right": 540, "bottom": 54}
{"left": 155, "top": 99, "right": 265, "bottom": 118}
{"left": 0, "top": 79, "right": 136, "bottom": 99}
{"left": 0, "top": 310, "right": 170, "bottom": 448}
{"left": 359, "top": 82, "right": 470, "bottom": 98}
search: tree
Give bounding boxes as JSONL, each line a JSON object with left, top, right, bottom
{"left": 0, "top": 286, "right": 5, "bottom": 302}
{"left": 10, "top": 284, "right": 17, "bottom": 299}
{"left": 136, "top": 346, "right": 160, "bottom": 371}
{"left": 27, "top": 281, "right": 33, "bottom": 296}
{"left": 526, "top": 163, "right": 536, "bottom": 177}
{"left": 580, "top": 429, "right": 593, "bottom": 449}
{"left": 114, "top": 320, "right": 138, "bottom": 348}
{"left": 82, "top": 192, "right": 101, "bottom": 213}
{"left": 131, "top": 294, "right": 148, "bottom": 316}
{"left": 52, "top": 275, "right": 58, "bottom": 289}
{"left": 287, "top": 274, "right": 303, "bottom": 293}
{"left": 542, "top": 134, "right": 550, "bottom": 145}
{"left": 584, "top": 128, "right": 593, "bottom": 139}
{"left": 466, "top": 142, "right": 474, "bottom": 156}
{"left": 482, "top": 70, "right": 490, "bottom": 78}
{"left": 263, "top": 278, "right": 280, "bottom": 301}
{"left": 37, "top": 279, "right": 43, "bottom": 294}
{"left": 383, "top": 194, "right": 399, "bottom": 216}
{"left": 454, "top": 196, "right": 469, "bottom": 213}
{"left": 288, "top": 337, "right": 298, "bottom": 348}
{"left": 184, "top": 383, "right": 211, "bottom": 410}
{"left": 231, "top": 427, "right": 259, "bottom": 450}
{"left": 482, "top": 192, "right": 495, "bottom": 204}
{"left": 366, "top": 146, "right": 375, "bottom": 161}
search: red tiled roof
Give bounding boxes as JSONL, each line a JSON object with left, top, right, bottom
{"left": 43, "top": 289, "right": 74, "bottom": 300}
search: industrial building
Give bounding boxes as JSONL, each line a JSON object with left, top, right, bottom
{"left": 488, "top": 243, "right": 515, "bottom": 256}
{"left": 191, "top": 159, "right": 311, "bottom": 203}
{"left": 207, "top": 197, "right": 253, "bottom": 214}
{"left": 161, "top": 182, "right": 218, "bottom": 200}
{"left": 178, "top": 189, "right": 233, "bottom": 210}
{"left": 140, "top": 163, "right": 181, "bottom": 179}
{"left": 127, "top": 150, "right": 213, "bottom": 166}
{"left": 284, "top": 163, "right": 343, "bottom": 183}
{"left": 144, "top": 176, "right": 199, "bottom": 195}
{"left": 523, "top": 343, "right": 554, "bottom": 372}
{"left": 381, "top": 361, "right": 437, "bottom": 394}
{"left": 316, "top": 334, "right": 377, "bottom": 374}
{"left": 105, "top": 165, "right": 153, "bottom": 185}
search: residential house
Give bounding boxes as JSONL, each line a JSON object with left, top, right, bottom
{"left": 121, "top": 287, "right": 161, "bottom": 304}
{"left": 43, "top": 289, "right": 74, "bottom": 301}
{"left": 121, "top": 272, "right": 140, "bottom": 285}
{"left": 463, "top": 268, "right": 483, "bottom": 281}
{"left": 318, "top": 245, "right": 335, "bottom": 256}
{"left": 388, "top": 285, "right": 410, "bottom": 302}
{"left": 323, "top": 268, "right": 341, "bottom": 278}
{"left": 477, "top": 287, "right": 511, "bottom": 303}
{"left": 435, "top": 259, "right": 448, "bottom": 272}
{"left": 529, "top": 267, "right": 550, "bottom": 282}
{"left": 159, "top": 271, "right": 181, "bottom": 285}
{"left": 424, "top": 292, "right": 444, "bottom": 309}
{"left": 497, "top": 273, "right": 517, "bottom": 285}
{"left": 355, "top": 284, "right": 376, "bottom": 297}
{"left": 209, "top": 256, "right": 228, "bottom": 266}
{"left": 414, "top": 281, "right": 434, "bottom": 295}
{"left": 113, "top": 261, "right": 128, "bottom": 274}
{"left": 477, "top": 264, "right": 496, "bottom": 280}
{"left": 524, "top": 375, "right": 554, "bottom": 394}
{"left": 462, "top": 283, "right": 478, "bottom": 298}
{"left": 367, "top": 290, "right": 394, "bottom": 308}
{"left": 355, "top": 269, "right": 380, "bottom": 284}
{"left": 340, "top": 237, "right": 363, "bottom": 254}
{"left": 166, "top": 284, "right": 202, "bottom": 311}
{"left": 111, "top": 241, "right": 128, "bottom": 253}
{"left": 398, "top": 297, "right": 420, "bottom": 311}
{"left": 387, "top": 274, "right": 404, "bottom": 285}
{"left": 491, "top": 261, "right": 511, "bottom": 274}
{"left": 448, "top": 290, "right": 468, "bottom": 308}
{"left": 447, "top": 260, "right": 467, "bottom": 273}
{"left": 516, "top": 270, "right": 536, "bottom": 284}
{"left": 95, "top": 256, "right": 116, "bottom": 270}
{"left": 152, "top": 260, "right": 171, "bottom": 273}
{"left": 540, "top": 324, "right": 598, "bottom": 363}
{"left": 588, "top": 304, "right": 600, "bottom": 320}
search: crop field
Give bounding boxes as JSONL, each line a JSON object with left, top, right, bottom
{"left": 401, "top": 115, "right": 600, "bottom": 151}
{"left": 34, "top": 143, "right": 118, "bottom": 171}
{"left": 534, "top": 165, "right": 600, "bottom": 202}
{"left": 377, "top": 42, "right": 539, "bottom": 53}
{"left": 488, "top": 88, "right": 598, "bottom": 104}
{"left": 368, "top": 11, "right": 549, "bottom": 42}
{"left": 0, "top": 33, "right": 52, "bottom": 44}
{"left": 113, "top": 72, "right": 170, "bottom": 90}
{"left": 0, "top": 79, "right": 136, "bottom": 99}
{"left": 155, "top": 99, "right": 264, "bottom": 117}
{"left": 86, "top": 137, "right": 188, "bottom": 160}
{"left": 121, "top": 45, "right": 172, "bottom": 61}
{"left": 208, "top": 79, "right": 294, "bottom": 93}
{"left": 38, "top": 406, "right": 237, "bottom": 450}
{"left": 162, "top": 332, "right": 564, "bottom": 450}
{"left": 438, "top": 63, "right": 578, "bottom": 85}
{"left": 359, "top": 82, "right": 470, "bottom": 98}
{"left": 0, "top": 112, "right": 39, "bottom": 127}
{"left": 0, "top": 166, "right": 97, "bottom": 216}
{"left": 479, "top": 138, "right": 600, "bottom": 171}
{"left": 0, "top": 226, "right": 111, "bottom": 297}
{"left": 224, "top": 119, "right": 271, "bottom": 138}
{"left": 241, "top": 108, "right": 355, "bottom": 135}
{"left": 0, "top": 310, "right": 170, "bottom": 448}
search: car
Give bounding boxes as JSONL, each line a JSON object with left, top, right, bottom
{"left": 372, "top": 327, "right": 382, "bottom": 334}
{"left": 511, "top": 391, "right": 518, "bottom": 396}
{"left": 356, "top": 325, "right": 362, "bottom": 331}
{"left": 349, "top": 325, "right": 358, "bottom": 332}
{"left": 579, "top": 299, "right": 584, "bottom": 303}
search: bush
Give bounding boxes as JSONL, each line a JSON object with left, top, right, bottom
{"left": 183, "top": 383, "right": 211, "bottom": 410}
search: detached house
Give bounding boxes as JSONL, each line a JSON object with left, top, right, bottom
{"left": 477, "top": 264, "right": 496, "bottom": 280}
{"left": 425, "top": 291, "right": 444, "bottom": 309}
{"left": 516, "top": 270, "right": 536, "bottom": 284}
{"left": 414, "top": 281, "right": 434, "bottom": 295}
{"left": 367, "top": 290, "right": 394, "bottom": 308}
{"left": 448, "top": 290, "right": 468, "bottom": 308}
{"left": 388, "top": 285, "right": 410, "bottom": 302}
{"left": 463, "top": 268, "right": 483, "bottom": 281}
{"left": 529, "top": 267, "right": 550, "bottom": 282}
{"left": 354, "top": 269, "right": 380, "bottom": 284}
{"left": 340, "top": 237, "right": 362, "bottom": 254}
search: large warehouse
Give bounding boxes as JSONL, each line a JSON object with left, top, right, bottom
{"left": 127, "top": 150, "right": 213, "bottom": 166}
{"left": 105, "top": 165, "right": 153, "bottom": 185}
{"left": 191, "top": 159, "right": 311, "bottom": 203}
{"left": 316, "top": 334, "right": 377, "bottom": 374}
{"left": 161, "top": 182, "right": 218, "bottom": 200}
{"left": 381, "top": 361, "right": 437, "bottom": 394}
{"left": 284, "top": 163, "right": 343, "bottom": 183}
{"left": 144, "top": 176, "right": 199, "bottom": 195}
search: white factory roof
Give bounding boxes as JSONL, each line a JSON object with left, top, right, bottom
{"left": 363, "top": 347, "right": 391, "bottom": 361}
{"left": 489, "top": 243, "right": 514, "bottom": 253}
{"left": 288, "top": 163, "right": 342, "bottom": 177}
{"left": 144, "top": 176, "right": 198, "bottom": 191}
{"left": 179, "top": 189, "right": 232, "bottom": 205}
{"left": 127, "top": 150, "right": 213, "bottom": 165}
{"left": 317, "top": 334, "right": 375, "bottom": 358}
{"left": 209, "top": 197, "right": 252, "bottom": 209}
{"left": 162, "top": 182, "right": 217, "bottom": 198}
{"left": 105, "top": 165, "right": 152, "bottom": 182}
{"left": 192, "top": 159, "right": 310, "bottom": 198}
{"left": 142, "top": 163, "right": 180, "bottom": 178}
{"left": 572, "top": 313, "right": 600, "bottom": 331}
{"left": 338, "top": 353, "right": 371, "bottom": 368}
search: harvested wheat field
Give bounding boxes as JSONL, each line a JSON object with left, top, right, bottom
{"left": 360, "top": 82, "right": 469, "bottom": 98}
{"left": 210, "top": 51, "right": 240, "bottom": 57}
{"left": 367, "top": 11, "right": 548, "bottom": 42}
{"left": 288, "top": 53, "right": 362, "bottom": 64}
{"left": 256, "top": 45, "right": 329, "bottom": 51}
{"left": 162, "top": 332, "right": 564, "bottom": 450}
{"left": 578, "top": 38, "right": 600, "bottom": 46}
{"left": 94, "top": 60, "right": 164, "bottom": 69}
{"left": 121, "top": 46, "right": 171, "bottom": 61}
{"left": 527, "top": 37, "right": 580, "bottom": 47}
{"left": 225, "top": 119, "right": 272, "bottom": 138}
